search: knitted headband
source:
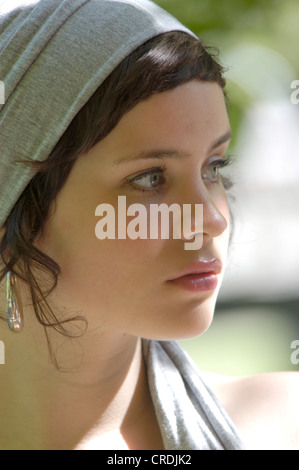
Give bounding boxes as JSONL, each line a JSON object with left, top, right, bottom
{"left": 0, "top": 0, "right": 195, "bottom": 229}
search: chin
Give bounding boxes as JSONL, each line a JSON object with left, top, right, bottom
{"left": 142, "top": 296, "right": 216, "bottom": 342}
{"left": 175, "top": 308, "right": 215, "bottom": 340}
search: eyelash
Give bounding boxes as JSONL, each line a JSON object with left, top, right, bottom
{"left": 125, "top": 155, "right": 233, "bottom": 196}
{"left": 204, "top": 155, "right": 233, "bottom": 189}
{"left": 126, "top": 163, "right": 168, "bottom": 196}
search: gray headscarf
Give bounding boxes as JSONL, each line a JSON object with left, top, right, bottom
{"left": 0, "top": 0, "right": 195, "bottom": 229}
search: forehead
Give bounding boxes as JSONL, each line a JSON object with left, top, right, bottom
{"left": 74, "top": 80, "right": 231, "bottom": 175}
{"left": 105, "top": 80, "right": 230, "bottom": 156}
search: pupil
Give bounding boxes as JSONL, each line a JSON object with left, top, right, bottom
{"left": 151, "top": 174, "right": 158, "bottom": 185}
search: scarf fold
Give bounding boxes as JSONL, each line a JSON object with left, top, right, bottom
{"left": 143, "top": 340, "right": 245, "bottom": 450}
{"left": 0, "top": 0, "right": 194, "bottom": 228}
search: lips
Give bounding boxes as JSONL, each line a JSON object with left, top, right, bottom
{"left": 166, "top": 258, "right": 222, "bottom": 293}
{"left": 167, "top": 258, "right": 222, "bottom": 281}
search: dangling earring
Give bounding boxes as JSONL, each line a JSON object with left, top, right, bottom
{"left": 6, "top": 271, "right": 24, "bottom": 332}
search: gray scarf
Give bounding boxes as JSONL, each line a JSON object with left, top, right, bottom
{"left": 0, "top": 0, "right": 194, "bottom": 228}
{"left": 143, "top": 340, "right": 245, "bottom": 450}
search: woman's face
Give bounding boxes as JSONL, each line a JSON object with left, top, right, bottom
{"left": 39, "top": 80, "right": 232, "bottom": 340}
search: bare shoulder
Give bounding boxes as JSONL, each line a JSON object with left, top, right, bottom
{"left": 201, "top": 370, "right": 299, "bottom": 450}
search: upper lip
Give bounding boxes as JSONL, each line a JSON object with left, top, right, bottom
{"left": 167, "top": 258, "right": 222, "bottom": 281}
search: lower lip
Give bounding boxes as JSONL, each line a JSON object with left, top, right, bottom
{"left": 167, "top": 273, "right": 219, "bottom": 293}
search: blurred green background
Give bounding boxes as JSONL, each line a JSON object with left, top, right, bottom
{"left": 155, "top": 0, "right": 299, "bottom": 376}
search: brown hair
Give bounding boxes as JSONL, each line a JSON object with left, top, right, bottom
{"left": 0, "top": 32, "right": 226, "bottom": 360}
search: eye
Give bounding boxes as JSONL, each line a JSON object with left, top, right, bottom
{"left": 202, "top": 156, "right": 232, "bottom": 185}
{"left": 125, "top": 165, "right": 167, "bottom": 194}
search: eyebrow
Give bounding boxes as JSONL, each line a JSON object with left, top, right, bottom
{"left": 114, "top": 130, "right": 232, "bottom": 166}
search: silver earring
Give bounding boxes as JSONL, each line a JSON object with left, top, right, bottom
{"left": 6, "top": 271, "right": 24, "bottom": 332}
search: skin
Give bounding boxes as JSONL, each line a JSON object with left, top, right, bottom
{"left": 0, "top": 80, "right": 298, "bottom": 450}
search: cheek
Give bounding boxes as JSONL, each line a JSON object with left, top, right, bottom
{"left": 219, "top": 202, "right": 231, "bottom": 268}
{"left": 213, "top": 189, "right": 231, "bottom": 249}
{"left": 221, "top": 197, "right": 231, "bottom": 233}
{"left": 60, "top": 236, "right": 167, "bottom": 331}
{"left": 59, "top": 232, "right": 163, "bottom": 301}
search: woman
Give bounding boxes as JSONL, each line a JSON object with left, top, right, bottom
{"left": 0, "top": 0, "right": 298, "bottom": 450}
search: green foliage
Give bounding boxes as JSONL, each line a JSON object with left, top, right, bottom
{"left": 156, "top": 0, "right": 279, "bottom": 35}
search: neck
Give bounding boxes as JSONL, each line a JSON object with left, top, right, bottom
{"left": 0, "top": 276, "right": 154, "bottom": 449}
